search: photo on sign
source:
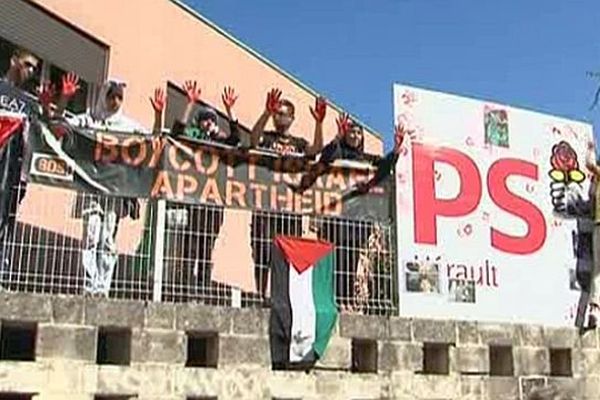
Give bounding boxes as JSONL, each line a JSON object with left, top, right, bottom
{"left": 484, "top": 107, "right": 509, "bottom": 148}
{"left": 405, "top": 258, "right": 440, "bottom": 293}
{"left": 448, "top": 279, "right": 476, "bottom": 303}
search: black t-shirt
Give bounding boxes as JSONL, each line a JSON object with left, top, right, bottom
{"left": 0, "top": 79, "right": 37, "bottom": 119}
{"left": 259, "top": 130, "right": 309, "bottom": 156}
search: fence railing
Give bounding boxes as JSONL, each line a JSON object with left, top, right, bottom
{"left": 0, "top": 182, "right": 397, "bottom": 315}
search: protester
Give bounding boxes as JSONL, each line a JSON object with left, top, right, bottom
{"left": 292, "top": 113, "right": 410, "bottom": 193}
{"left": 585, "top": 143, "right": 600, "bottom": 326}
{"left": 171, "top": 81, "right": 240, "bottom": 146}
{"left": 251, "top": 88, "right": 326, "bottom": 156}
{"left": 0, "top": 47, "right": 41, "bottom": 289}
{"left": 60, "top": 78, "right": 149, "bottom": 297}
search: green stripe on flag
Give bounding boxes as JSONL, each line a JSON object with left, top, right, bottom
{"left": 312, "top": 252, "right": 338, "bottom": 358}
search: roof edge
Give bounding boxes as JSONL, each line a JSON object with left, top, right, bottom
{"left": 169, "top": 0, "right": 384, "bottom": 142}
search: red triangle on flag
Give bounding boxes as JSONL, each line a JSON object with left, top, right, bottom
{"left": 0, "top": 115, "right": 23, "bottom": 149}
{"left": 275, "top": 235, "right": 334, "bottom": 274}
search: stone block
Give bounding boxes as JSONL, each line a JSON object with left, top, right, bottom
{"left": 51, "top": 296, "right": 84, "bottom": 325}
{"left": 456, "top": 346, "right": 489, "bottom": 374}
{"left": 479, "top": 324, "right": 516, "bottom": 346}
{"left": 515, "top": 347, "right": 549, "bottom": 376}
{"left": 379, "top": 341, "right": 398, "bottom": 372}
{"left": 37, "top": 325, "right": 96, "bottom": 361}
{"left": 173, "top": 367, "right": 220, "bottom": 396}
{"left": 230, "top": 308, "right": 269, "bottom": 336}
{"left": 517, "top": 324, "right": 546, "bottom": 346}
{"left": 95, "top": 364, "right": 174, "bottom": 396}
{"left": 576, "top": 349, "right": 600, "bottom": 377}
{"left": 0, "top": 362, "right": 49, "bottom": 393}
{"left": 580, "top": 329, "right": 599, "bottom": 348}
{"left": 85, "top": 298, "right": 144, "bottom": 328}
{"left": 317, "top": 336, "right": 350, "bottom": 369}
{"left": 0, "top": 292, "right": 52, "bottom": 322}
{"left": 396, "top": 342, "right": 423, "bottom": 371}
{"left": 131, "top": 329, "right": 185, "bottom": 364}
{"left": 44, "top": 359, "right": 84, "bottom": 393}
{"left": 175, "top": 304, "right": 231, "bottom": 333}
{"left": 483, "top": 377, "right": 519, "bottom": 400}
{"left": 581, "top": 376, "right": 600, "bottom": 399}
{"left": 460, "top": 376, "right": 484, "bottom": 398}
{"left": 144, "top": 302, "right": 175, "bottom": 330}
{"left": 412, "top": 319, "right": 456, "bottom": 343}
{"left": 457, "top": 321, "right": 480, "bottom": 345}
{"left": 339, "top": 314, "right": 387, "bottom": 340}
{"left": 219, "top": 335, "right": 270, "bottom": 366}
{"left": 547, "top": 377, "right": 583, "bottom": 399}
{"left": 410, "top": 375, "right": 461, "bottom": 399}
{"left": 544, "top": 327, "right": 578, "bottom": 349}
{"left": 388, "top": 317, "right": 411, "bottom": 341}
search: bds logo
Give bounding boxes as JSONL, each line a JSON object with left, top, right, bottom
{"left": 30, "top": 152, "right": 73, "bottom": 181}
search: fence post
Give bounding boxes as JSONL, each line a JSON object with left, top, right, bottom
{"left": 152, "top": 199, "right": 166, "bottom": 302}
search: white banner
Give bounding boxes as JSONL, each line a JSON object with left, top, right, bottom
{"left": 394, "top": 84, "right": 594, "bottom": 327}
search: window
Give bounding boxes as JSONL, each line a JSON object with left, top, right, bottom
{"left": 0, "top": 322, "right": 36, "bottom": 361}
{"left": 0, "top": 37, "right": 40, "bottom": 96}
{"left": 0, "top": 36, "right": 92, "bottom": 114}
{"left": 351, "top": 339, "right": 378, "bottom": 373}
{"left": 422, "top": 343, "right": 450, "bottom": 375}
{"left": 186, "top": 332, "right": 218, "bottom": 368}
{"left": 489, "top": 345, "right": 514, "bottom": 376}
{"left": 549, "top": 348, "right": 572, "bottom": 377}
{"left": 96, "top": 327, "right": 131, "bottom": 366}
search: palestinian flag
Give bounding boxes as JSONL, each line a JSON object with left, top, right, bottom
{"left": 269, "top": 235, "right": 338, "bottom": 369}
{"left": 0, "top": 114, "right": 23, "bottom": 149}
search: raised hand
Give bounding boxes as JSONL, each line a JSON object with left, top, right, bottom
{"left": 310, "top": 96, "right": 327, "bottom": 123}
{"left": 222, "top": 86, "right": 238, "bottom": 110}
{"left": 266, "top": 88, "right": 282, "bottom": 115}
{"left": 183, "top": 80, "right": 201, "bottom": 104}
{"left": 394, "top": 122, "right": 414, "bottom": 154}
{"left": 61, "top": 72, "right": 80, "bottom": 98}
{"left": 38, "top": 81, "right": 55, "bottom": 108}
{"left": 335, "top": 113, "right": 351, "bottom": 139}
{"left": 150, "top": 88, "right": 165, "bottom": 113}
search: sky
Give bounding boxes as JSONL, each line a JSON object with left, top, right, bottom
{"left": 185, "top": 0, "right": 600, "bottom": 150}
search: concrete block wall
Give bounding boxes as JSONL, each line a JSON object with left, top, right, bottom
{"left": 0, "top": 293, "right": 595, "bottom": 399}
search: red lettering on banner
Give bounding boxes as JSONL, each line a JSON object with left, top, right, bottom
{"left": 412, "top": 143, "right": 482, "bottom": 245}
{"left": 487, "top": 159, "right": 546, "bottom": 254}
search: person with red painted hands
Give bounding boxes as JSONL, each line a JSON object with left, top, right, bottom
{"left": 169, "top": 80, "right": 240, "bottom": 146}
{"left": 291, "top": 113, "right": 411, "bottom": 193}
{"left": 251, "top": 88, "right": 325, "bottom": 157}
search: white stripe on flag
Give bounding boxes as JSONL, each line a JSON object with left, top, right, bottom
{"left": 288, "top": 262, "right": 316, "bottom": 362}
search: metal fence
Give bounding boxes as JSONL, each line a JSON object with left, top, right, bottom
{"left": 0, "top": 182, "right": 397, "bottom": 315}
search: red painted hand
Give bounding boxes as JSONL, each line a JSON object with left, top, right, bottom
{"left": 61, "top": 72, "right": 80, "bottom": 98}
{"left": 222, "top": 86, "right": 238, "bottom": 110}
{"left": 150, "top": 88, "right": 165, "bottom": 113}
{"left": 335, "top": 113, "right": 351, "bottom": 138}
{"left": 38, "top": 81, "right": 55, "bottom": 108}
{"left": 266, "top": 88, "right": 282, "bottom": 115}
{"left": 183, "top": 80, "right": 201, "bottom": 103}
{"left": 310, "top": 96, "right": 327, "bottom": 123}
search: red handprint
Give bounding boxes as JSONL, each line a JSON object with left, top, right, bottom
{"left": 336, "top": 113, "right": 351, "bottom": 139}
{"left": 266, "top": 88, "right": 282, "bottom": 115}
{"left": 38, "top": 81, "right": 55, "bottom": 108}
{"left": 61, "top": 72, "right": 80, "bottom": 98}
{"left": 183, "top": 80, "right": 201, "bottom": 103}
{"left": 222, "top": 86, "right": 238, "bottom": 110}
{"left": 310, "top": 96, "right": 327, "bottom": 123}
{"left": 394, "top": 122, "right": 414, "bottom": 154}
{"left": 150, "top": 88, "right": 165, "bottom": 113}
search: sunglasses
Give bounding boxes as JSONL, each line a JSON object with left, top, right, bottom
{"left": 22, "top": 61, "right": 37, "bottom": 72}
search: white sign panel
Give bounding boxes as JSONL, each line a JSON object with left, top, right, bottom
{"left": 394, "top": 84, "right": 594, "bottom": 327}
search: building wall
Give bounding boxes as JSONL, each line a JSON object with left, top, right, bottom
{"left": 0, "top": 293, "right": 593, "bottom": 400}
{"left": 30, "top": 0, "right": 384, "bottom": 155}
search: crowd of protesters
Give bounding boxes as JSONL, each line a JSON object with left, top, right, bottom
{"left": 0, "top": 46, "right": 406, "bottom": 303}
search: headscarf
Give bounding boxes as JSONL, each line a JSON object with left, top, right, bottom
{"left": 70, "top": 78, "right": 146, "bottom": 133}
